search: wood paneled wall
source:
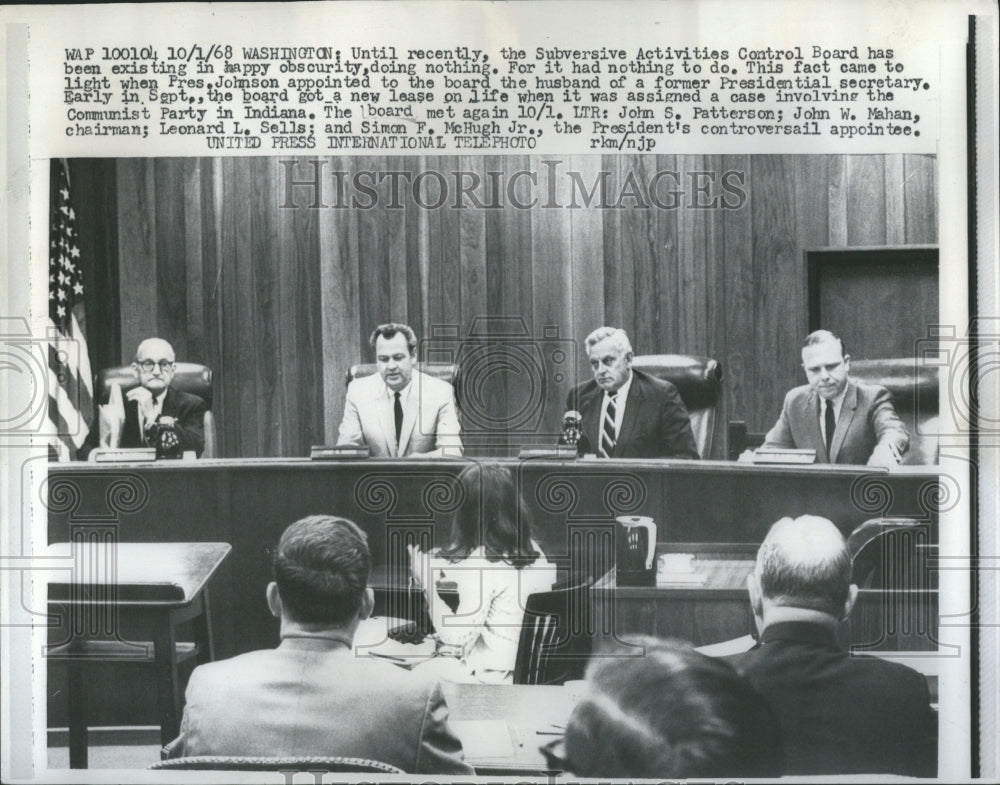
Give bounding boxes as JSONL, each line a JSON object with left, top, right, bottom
{"left": 76, "top": 154, "right": 937, "bottom": 458}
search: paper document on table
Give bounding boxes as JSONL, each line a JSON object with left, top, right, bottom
{"left": 449, "top": 721, "right": 516, "bottom": 758}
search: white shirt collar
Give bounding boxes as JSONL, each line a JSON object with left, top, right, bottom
{"left": 385, "top": 379, "right": 412, "bottom": 401}
{"left": 608, "top": 371, "right": 633, "bottom": 403}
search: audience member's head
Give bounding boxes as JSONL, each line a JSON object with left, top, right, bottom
{"left": 559, "top": 637, "right": 783, "bottom": 778}
{"left": 439, "top": 463, "right": 539, "bottom": 568}
{"left": 268, "top": 515, "right": 373, "bottom": 629}
{"left": 748, "top": 515, "right": 857, "bottom": 629}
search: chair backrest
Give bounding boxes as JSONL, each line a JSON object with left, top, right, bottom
{"left": 845, "top": 516, "right": 937, "bottom": 651}
{"left": 346, "top": 363, "right": 462, "bottom": 412}
{"left": 150, "top": 755, "right": 404, "bottom": 773}
{"left": 850, "top": 359, "right": 939, "bottom": 465}
{"left": 631, "top": 355, "right": 723, "bottom": 458}
{"left": 96, "top": 363, "right": 216, "bottom": 458}
{"left": 513, "top": 581, "right": 594, "bottom": 685}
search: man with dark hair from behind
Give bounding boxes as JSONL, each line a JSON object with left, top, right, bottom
{"left": 728, "top": 515, "right": 937, "bottom": 776}
{"left": 165, "top": 515, "right": 472, "bottom": 774}
{"left": 553, "top": 637, "right": 783, "bottom": 779}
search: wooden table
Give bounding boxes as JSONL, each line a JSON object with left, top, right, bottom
{"left": 46, "top": 541, "right": 231, "bottom": 768}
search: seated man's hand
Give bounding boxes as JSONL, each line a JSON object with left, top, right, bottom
{"left": 126, "top": 385, "right": 158, "bottom": 422}
{"left": 867, "top": 443, "right": 901, "bottom": 469}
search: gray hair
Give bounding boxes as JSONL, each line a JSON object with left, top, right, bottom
{"left": 585, "top": 327, "right": 633, "bottom": 355}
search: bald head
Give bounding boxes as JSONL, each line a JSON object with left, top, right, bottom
{"left": 753, "top": 515, "right": 853, "bottom": 617}
{"left": 135, "top": 338, "right": 175, "bottom": 363}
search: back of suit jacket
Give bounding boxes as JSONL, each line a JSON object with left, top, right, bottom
{"left": 169, "top": 639, "right": 472, "bottom": 774}
{"left": 728, "top": 622, "right": 936, "bottom": 776}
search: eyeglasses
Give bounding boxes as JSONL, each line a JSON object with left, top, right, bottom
{"left": 137, "top": 360, "right": 175, "bottom": 373}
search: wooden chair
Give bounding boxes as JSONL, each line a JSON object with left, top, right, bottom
{"left": 151, "top": 755, "right": 404, "bottom": 773}
{"left": 845, "top": 517, "right": 937, "bottom": 652}
{"left": 513, "top": 581, "right": 594, "bottom": 685}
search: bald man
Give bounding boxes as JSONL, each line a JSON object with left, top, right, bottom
{"left": 727, "top": 516, "right": 936, "bottom": 776}
{"left": 106, "top": 337, "right": 206, "bottom": 457}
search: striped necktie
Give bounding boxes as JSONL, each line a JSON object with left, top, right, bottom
{"left": 600, "top": 393, "right": 617, "bottom": 458}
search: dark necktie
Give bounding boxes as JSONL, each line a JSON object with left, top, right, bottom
{"left": 394, "top": 392, "right": 403, "bottom": 450}
{"left": 600, "top": 393, "right": 617, "bottom": 458}
{"left": 824, "top": 400, "right": 836, "bottom": 456}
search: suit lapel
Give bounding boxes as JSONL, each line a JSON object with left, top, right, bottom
{"left": 800, "top": 390, "right": 828, "bottom": 461}
{"left": 829, "top": 380, "right": 858, "bottom": 463}
{"left": 615, "top": 373, "right": 643, "bottom": 456}
{"left": 581, "top": 386, "right": 602, "bottom": 454}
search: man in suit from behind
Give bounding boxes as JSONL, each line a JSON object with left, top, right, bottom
{"left": 166, "top": 515, "right": 473, "bottom": 775}
{"left": 567, "top": 327, "right": 699, "bottom": 459}
{"left": 762, "top": 330, "right": 908, "bottom": 467}
{"left": 337, "top": 323, "right": 462, "bottom": 457}
{"left": 727, "top": 515, "right": 936, "bottom": 777}
{"left": 98, "top": 337, "right": 206, "bottom": 457}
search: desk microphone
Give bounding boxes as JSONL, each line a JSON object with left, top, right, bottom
{"left": 559, "top": 410, "right": 590, "bottom": 454}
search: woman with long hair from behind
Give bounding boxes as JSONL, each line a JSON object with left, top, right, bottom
{"left": 409, "top": 463, "right": 557, "bottom": 683}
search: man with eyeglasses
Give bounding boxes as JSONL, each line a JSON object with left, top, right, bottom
{"left": 105, "top": 337, "right": 206, "bottom": 456}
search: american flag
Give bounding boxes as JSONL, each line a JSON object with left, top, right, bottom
{"left": 48, "top": 159, "right": 94, "bottom": 455}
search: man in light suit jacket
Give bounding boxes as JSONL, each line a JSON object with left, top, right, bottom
{"left": 567, "top": 327, "right": 699, "bottom": 459}
{"left": 165, "top": 515, "right": 472, "bottom": 775}
{"left": 762, "top": 330, "right": 908, "bottom": 467}
{"left": 726, "top": 516, "right": 936, "bottom": 776}
{"left": 337, "top": 323, "right": 462, "bottom": 457}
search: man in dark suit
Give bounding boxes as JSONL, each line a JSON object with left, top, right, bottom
{"left": 567, "top": 327, "right": 698, "bottom": 459}
{"left": 165, "top": 515, "right": 472, "bottom": 775}
{"left": 762, "top": 330, "right": 908, "bottom": 467}
{"left": 727, "top": 515, "right": 936, "bottom": 777}
{"left": 86, "top": 337, "right": 206, "bottom": 458}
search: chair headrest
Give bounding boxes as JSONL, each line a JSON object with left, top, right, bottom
{"left": 631, "top": 355, "right": 722, "bottom": 409}
{"left": 346, "top": 363, "right": 461, "bottom": 390}
{"left": 96, "top": 364, "right": 213, "bottom": 408}
{"left": 849, "top": 359, "right": 938, "bottom": 411}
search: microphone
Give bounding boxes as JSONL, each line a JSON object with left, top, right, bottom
{"left": 558, "top": 410, "right": 590, "bottom": 454}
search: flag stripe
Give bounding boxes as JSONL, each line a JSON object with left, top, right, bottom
{"left": 47, "top": 159, "right": 94, "bottom": 455}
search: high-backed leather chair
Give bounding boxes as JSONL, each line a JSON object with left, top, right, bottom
{"left": 96, "top": 364, "right": 216, "bottom": 458}
{"left": 345, "top": 363, "right": 462, "bottom": 413}
{"left": 727, "top": 358, "right": 939, "bottom": 465}
{"left": 850, "top": 359, "right": 939, "bottom": 465}
{"left": 630, "top": 355, "right": 723, "bottom": 459}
